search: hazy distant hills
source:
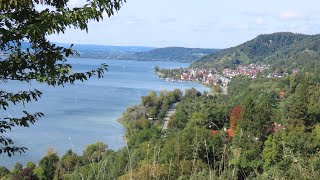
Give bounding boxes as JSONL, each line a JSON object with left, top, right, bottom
{"left": 71, "top": 44, "right": 154, "bottom": 52}
{"left": 33, "top": 43, "right": 217, "bottom": 62}
{"left": 192, "top": 32, "right": 320, "bottom": 71}
{"left": 75, "top": 45, "right": 220, "bottom": 62}
{"left": 3, "top": 42, "right": 219, "bottom": 63}
{"left": 119, "top": 47, "right": 220, "bottom": 62}
{"left": 2, "top": 42, "right": 153, "bottom": 57}
{"left": 54, "top": 43, "right": 220, "bottom": 62}
{"left": 10, "top": 31, "right": 320, "bottom": 69}
{"left": 64, "top": 44, "right": 155, "bottom": 60}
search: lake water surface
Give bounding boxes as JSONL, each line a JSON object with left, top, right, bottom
{"left": 0, "top": 58, "right": 208, "bottom": 168}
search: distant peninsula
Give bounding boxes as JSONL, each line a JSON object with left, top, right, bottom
{"left": 1, "top": 42, "right": 220, "bottom": 63}
{"left": 72, "top": 45, "right": 220, "bottom": 63}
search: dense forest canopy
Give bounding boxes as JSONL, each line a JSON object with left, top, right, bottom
{"left": 2, "top": 70, "right": 319, "bottom": 179}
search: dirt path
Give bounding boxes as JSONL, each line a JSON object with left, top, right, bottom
{"left": 162, "top": 102, "right": 178, "bottom": 131}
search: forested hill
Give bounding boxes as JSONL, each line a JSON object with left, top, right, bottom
{"left": 192, "top": 32, "right": 320, "bottom": 70}
{"left": 3, "top": 42, "right": 219, "bottom": 63}
{"left": 120, "top": 47, "right": 220, "bottom": 62}
{"left": 72, "top": 46, "right": 219, "bottom": 62}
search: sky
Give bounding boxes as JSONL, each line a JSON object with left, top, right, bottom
{"left": 47, "top": 0, "right": 320, "bottom": 48}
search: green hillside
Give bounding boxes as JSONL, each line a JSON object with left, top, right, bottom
{"left": 192, "top": 32, "right": 319, "bottom": 71}
{"left": 123, "top": 47, "right": 220, "bottom": 62}
{"left": 5, "top": 74, "right": 320, "bottom": 179}
{"left": 266, "top": 34, "right": 320, "bottom": 72}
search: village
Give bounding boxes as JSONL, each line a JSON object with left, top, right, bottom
{"left": 160, "top": 64, "right": 272, "bottom": 87}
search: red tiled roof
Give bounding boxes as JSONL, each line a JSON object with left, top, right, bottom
{"left": 272, "top": 122, "right": 285, "bottom": 133}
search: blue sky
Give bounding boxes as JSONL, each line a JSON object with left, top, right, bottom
{"left": 48, "top": 0, "right": 320, "bottom": 48}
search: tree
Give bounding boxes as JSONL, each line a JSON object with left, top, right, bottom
{"left": 53, "top": 149, "right": 79, "bottom": 179}
{"left": 34, "top": 150, "right": 59, "bottom": 180}
{"left": 211, "top": 84, "right": 222, "bottom": 94}
{"left": 13, "top": 167, "right": 39, "bottom": 180}
{"left": 307, "top": 84, "right": 320, "bottom": 125}
{"left": 154, "top": 66, "right": 160, "bottom": 72}
{"left": 185, "top": 88, "right": 201, "bottom": 98}
{"left": 83, "top": 142, "right": 108, "bottom": 163}
{"left": 60, "top": 149, "right": 78, "bottom": 172}
{"left": 0, "top": 166, "right": 10, "bottom": 177}
{"left": 288, "top": 80, "right": 309, "bottom": 121}
{"left": 262, "top": 133, "right": 285, "bottom": 171}
{"left": 232, "top": 98, "right": 264, "bottom": 175}
{"left": 26, "top": 161, "right": 36, "bottom": 170}
{"left": 142, "top": 91, "right": 157, "bottom": 107}
{"left": 12, "top": 162, "right": 23, "bottom": 175}
{"left": 0, "top": 0, "right": 126, "bottom": 156}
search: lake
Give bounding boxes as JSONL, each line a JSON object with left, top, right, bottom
{"left": 0, "top": 58, "right": 208, "bottom": 168}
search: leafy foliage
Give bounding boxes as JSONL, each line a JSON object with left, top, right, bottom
{"left": 0, "top": 0, "right": 126, "bottom": 156}
{"left": 2, "top": 6, "right": 320, "bottom": 178}
{"left": 13, "top": 167, "right": 38, "bottom": 180}
{"left": 34, "top": 150, "right": 59, "bottom": 180}
{"left": 0, "top": 166, "right": 10, "bottom": 178}
{"left": 4, "top": 74, "right": 320, "bottom": 179}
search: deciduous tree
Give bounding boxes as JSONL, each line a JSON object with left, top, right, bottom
{"left": 0, "top": 0, "right": 126, "bottom": 156}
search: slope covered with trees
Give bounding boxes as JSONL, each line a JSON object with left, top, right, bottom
{"left": 192, "top": 32, "right": 319, "bottom": 70}
{"left": 2, "top": 70, "right": 320, "bottom": 179}
{"left": 121, "top": 47, "right": 220, "bottom": 62}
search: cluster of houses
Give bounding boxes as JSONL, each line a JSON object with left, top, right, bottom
{"left": 179, "top": 64, "right": 270, "bottom": 87}
{"left": 223, "top": 64, "right": 269, "bottom": 79}
{"left": 180, "top": 68, "right": 217, "bottom": 84}
{"left": 161, "top": 64, "right": 299, "bottom": 90}
{"left": 266, "top": 68, "right": 299, "bottom": 78}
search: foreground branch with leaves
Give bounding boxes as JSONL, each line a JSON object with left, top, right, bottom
{"left": 0, "top": 0, "right": 126, "bottom": 156}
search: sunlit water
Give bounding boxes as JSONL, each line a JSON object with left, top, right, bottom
{"left": 0, "top": 58, "right": 208, "bottom": 168}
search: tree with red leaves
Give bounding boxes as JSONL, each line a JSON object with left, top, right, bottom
{"left": 230, "top": 105, "right": 242, "bottom": 132}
